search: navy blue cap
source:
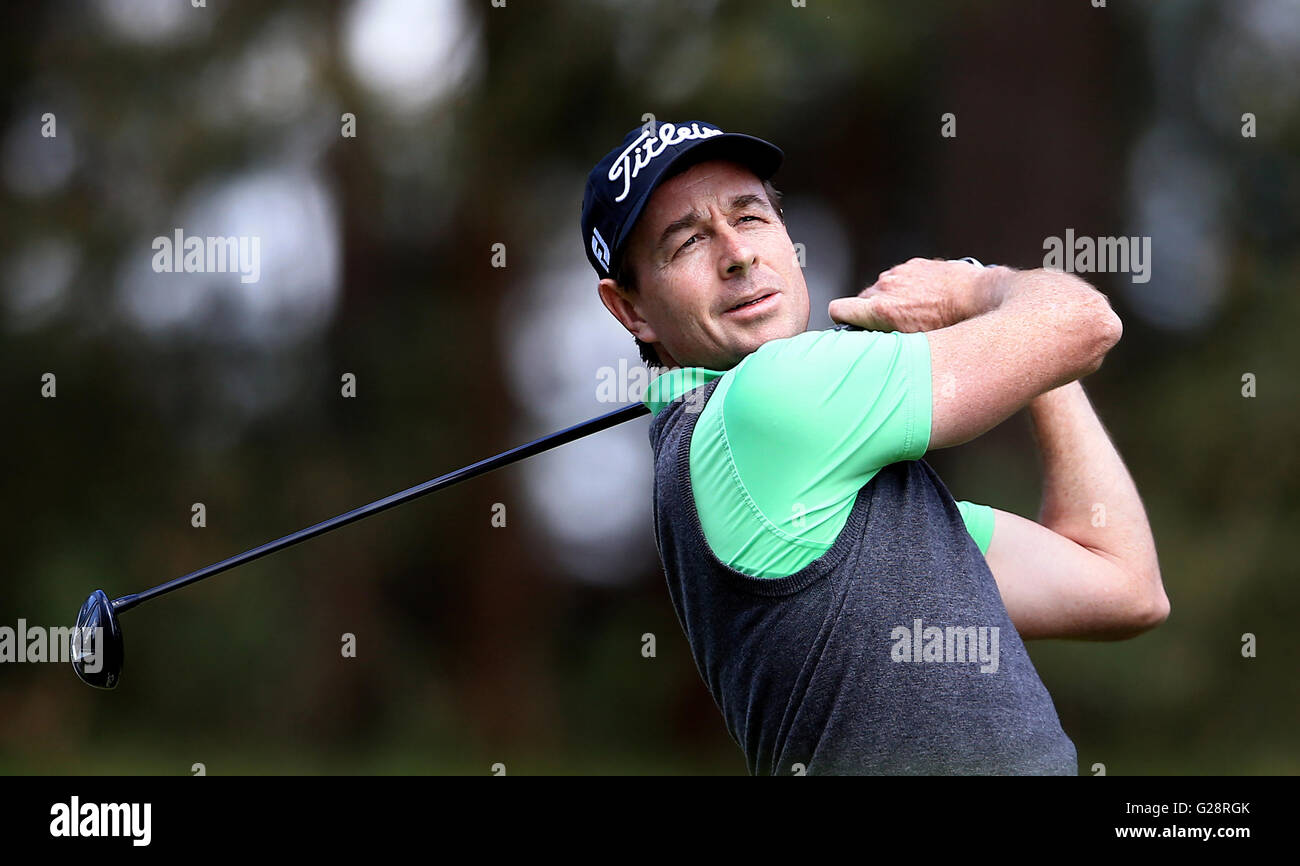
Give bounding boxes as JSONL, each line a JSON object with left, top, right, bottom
{"left": 581, "top": 120, "right": 784, "bottom": 280}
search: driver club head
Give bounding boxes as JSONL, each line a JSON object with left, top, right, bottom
{"left": 72, "top": 589, "right": 124, "bottom": 689}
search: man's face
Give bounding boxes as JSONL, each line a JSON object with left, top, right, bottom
{"left": 598, "top": 159, "right": 811, "bottom": 370}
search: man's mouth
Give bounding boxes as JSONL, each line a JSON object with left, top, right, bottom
{"left": 725, "top": 292, "right": 777, "bottom": 313}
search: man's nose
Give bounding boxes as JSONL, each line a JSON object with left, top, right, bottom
{"left": 718, "top": 225, "right": 757, "bottom": 278}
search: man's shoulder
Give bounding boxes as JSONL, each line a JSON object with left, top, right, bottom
{"left": 725, "top": 327, "right": 888, "bottom": 402}
{"left": 746, "top": 327, "right": 847, "bottom": 361}
{"left": 736, "top": 326, "right": 917, "bottom": 376}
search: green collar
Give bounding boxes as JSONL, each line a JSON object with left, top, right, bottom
{"left": 642, "top": 366, "right": 726, "bottom": 416}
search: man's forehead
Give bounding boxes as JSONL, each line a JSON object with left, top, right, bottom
{"left": 643, "top": 160, "right": 765, "bottom": 217}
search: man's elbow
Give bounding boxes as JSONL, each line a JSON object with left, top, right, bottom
{"left": 1076, "top": 291, "right": 1123, "bottom": 377}
{"left": 1131, "top": 584, "right": 1171, "bottom": 632}
{"left": 1082, "top": 559, "right": 1168, "bottom": 640}
{"left": 1114, "top": 571, "right": 1170, "bottom": 637}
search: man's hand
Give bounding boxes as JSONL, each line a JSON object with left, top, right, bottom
{"left": 828, "top": 257, "right": 1008, "bottom": 333}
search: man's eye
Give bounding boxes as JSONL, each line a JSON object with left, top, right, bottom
{"left": 674, "top": 217, "right": 763, "bottom": 257}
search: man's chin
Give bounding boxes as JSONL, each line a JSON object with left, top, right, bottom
{"left": 742, "top": 318, "right": 803, "bottom": 348}
{"left": 719, "top": 328, "right": 792, "bottom": 367}
{"left": 671, "top": 321, "right": 805, "bottom": 369}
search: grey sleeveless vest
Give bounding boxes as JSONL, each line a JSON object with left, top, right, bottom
{"left": 649, "top": 378, "right": 1078, "bottom": 775}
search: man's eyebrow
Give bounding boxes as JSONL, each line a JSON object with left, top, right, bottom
{"left": 654, "top": 194, "right": 774, "bottom": 255}
{"left": 727, "top": 193, "right": 772, "bottom": 213}
{"left": 655, "top": 209, "right": 703, "bottom": 255}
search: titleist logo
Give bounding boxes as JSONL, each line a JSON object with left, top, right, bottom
{"left": 608, "top": 122, "right": 725, "bottom": 203}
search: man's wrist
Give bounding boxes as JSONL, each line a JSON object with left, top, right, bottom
{"left": 1028, "top": 379, "right": 1085, "bottom": 415}
{"left": 973, "top": 265, "right": 1016, "bottom": 315}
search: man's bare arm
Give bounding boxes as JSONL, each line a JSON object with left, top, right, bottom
{"left": 831, "top": 259, "right": 1165, "bottom": 638}
{"left": 982, "top": 382, "right": 1168, "bottom": 639}
{"left": 829, "top": 259, "right": 1122, "bottom": 449}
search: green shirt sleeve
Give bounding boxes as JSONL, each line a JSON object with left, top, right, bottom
{"left": 688, "top": 329, "right": 991, "bottom": 576}
{"left": 955, "top": 500, "right": 995, "bottom": 555}
{"left": 721, "top": 328, "right": 932, "bottom": 499}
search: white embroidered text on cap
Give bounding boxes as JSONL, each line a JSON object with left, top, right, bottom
{"left": 607, "top": 122, "right": 726, "bottom": 203}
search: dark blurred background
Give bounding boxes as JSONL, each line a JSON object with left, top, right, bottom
{"left": 1, "top": 0, "right": 1296, "bottom": 775}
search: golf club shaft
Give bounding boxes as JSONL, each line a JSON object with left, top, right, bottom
{"left": 112, "top": 401, "right": 651, "bottom": 614}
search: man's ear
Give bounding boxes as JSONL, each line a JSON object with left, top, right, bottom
{"left": 597, "top": 278, "right": 660, "bottom": 344}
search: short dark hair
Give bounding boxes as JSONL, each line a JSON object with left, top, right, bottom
{"left": 614, "top": 178, "right": 785, "bottom": 368}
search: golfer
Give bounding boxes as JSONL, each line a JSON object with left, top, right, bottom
{"left": 580, "top": 120, "right": 1168, "bottom": 775}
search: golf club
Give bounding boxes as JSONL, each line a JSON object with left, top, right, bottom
{"left": 71, "top": 401, "right": 650, "bottom": 689}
